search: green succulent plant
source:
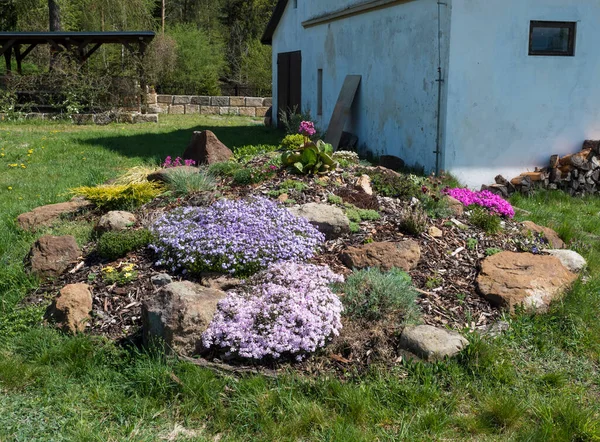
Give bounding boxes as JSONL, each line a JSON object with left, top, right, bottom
{"left": 281, "top": 140, "right": 338, "bottom": 175}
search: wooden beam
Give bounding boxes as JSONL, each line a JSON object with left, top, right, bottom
{"left": 324, "top": 75, "right": 362, "bottom": 150}
{"left": 0, "top": 39, "right": 16, "bottom": 57}
{"left": 302, "top": 0, "right": 416, "bottom": 28}
{"left": 81, "top": 42, "right": 102, "bottom": 62}
{"left": 14, "top": 44, "right": 22, "bottom": 74}
{"left": 20, "top": 43, "right": 38, "bottom": 60}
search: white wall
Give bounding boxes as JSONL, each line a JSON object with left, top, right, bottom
{"left": 444, "top": 0, "right": 600, "bottom": 187}
{"left": 272, "top": 0, "right": 450, "bottom": 171}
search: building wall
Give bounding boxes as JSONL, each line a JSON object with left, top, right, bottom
{"left": 272, "top": 0, "right": 451, "bottom": 171}
{"left": 444, "top": 0, "right": 600, "bottom": 187}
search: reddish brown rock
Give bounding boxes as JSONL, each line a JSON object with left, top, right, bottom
{"left": 477, "top": 251, "right": 577, "bottom": 313}
{"left": 182, "top": 130, "right": 233, "bottom": 165}
{"left": 28, "top": 235, "right": 80, "bottom": 278}
{"left": 17, "top": 198, "right": 92, "bottom": 231}
{"left": 340, "top": 241, "right": 421, "bottom": 272}
{"left": 444, "top": 196, "right": 464, "bottom": 216}
{"left": 521, "top": 221, "right": 565, "bottom": 249}
{"left": 45, "top": 284, "right": 93, "bottom": 334}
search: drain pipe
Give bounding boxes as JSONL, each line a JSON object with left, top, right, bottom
{"left": 434, "top": 1, "right": 448, "bottom": 176}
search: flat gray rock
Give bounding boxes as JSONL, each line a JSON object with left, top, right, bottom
{"left": 400, "top": 325, "right": 468, "bottom": 361}
{"left": 545, "top": 249, "right": 587, "bottom": 273}
{"left": 288, "top": 203, "right": 350, "bottom": 239}
{"left": 97, "top": 211, "right": 136, "bottom": 232}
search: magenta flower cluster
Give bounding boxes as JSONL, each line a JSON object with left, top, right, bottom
{"left": 163, "top": 156, "right": 196, "bottom": 168}
{"left": 202, "top": 262, "right": 344, "bottom": 361}
{"left": 298, "top": 120, "right": 316, "bottom": 137}
{"left": 444, "top": 188, "right": 515, "bottom": 218}
{"left": 150, "top": 197, "right": 325, "bottom": 276}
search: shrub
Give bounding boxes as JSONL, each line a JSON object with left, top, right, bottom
{"left": 444, "top": 188, "right": 515, "bottom": 218}
{"left": 367, "top": 170, "right": 421, "bottom": 200}
{"left": 470, "top": 206, "right": 502, "bottom": 234}
{"left": 165, "top": 167, "right": 216, "bottom": 196}
{"left": 202, "top": 262, "right": 343, "bottom": 361}
{"left": 233, "top": 144, "right": 279, "bottom": 162}
{"left": 338, "top": 267, "right": 419, "bottom": 322}
{"left": 281, "top": 134, "right": 305, "bottom": 151}
{"left": 97, "top": 229, "right": 153, "bottom": 260}
{"left": 71, "top": 182, "right": 164, "bottom": 211}
{"left": 151, "top": 197, "right": 325, "bottom": 276}
{"left": 113, "top": 166, "right": 160, "bottom": 185}
{"left": 399, "top": 206, "right": 428, "bottom": 235}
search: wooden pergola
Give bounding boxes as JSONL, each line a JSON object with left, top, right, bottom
{"left": 0, "top": 31, "right": 155, "bottom": 74}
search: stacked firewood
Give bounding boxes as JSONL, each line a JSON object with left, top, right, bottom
{"left": 482, "top": 140, "right": 600, "bottom": 197}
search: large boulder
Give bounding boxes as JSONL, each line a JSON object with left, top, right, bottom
{"left": 97, "top": 211, "right": 137, "bottom": 232}
{"left": 340, "top": 241, "right": 421, "bottom": 272}
{"left": 477, "top": 251, "right": 577, "bottom": 313}
{"left": 545, "top": 249, "right": 587, "bottom": 273}
{"left": 17, "top": 198, "right": 92, "bottom": 231}
{"left": 27, "top": 235, "right": 80, "bottom": 278}
{"left": 521, "top": 221, "right": 565, "bottom": 249}
{"left": 182, "top": 130, "right": 233, "bottom": 165}
{"left": 142, "top": 281, "right": 226, "bottom": 355}
{"left": 400, "top": 325, "right": 468, "bottom": 361}
{"left": 288, "top": 203, "right": 350, "bottom": 239}
{"left": 45, "top": 284, "right": 93, "bottom": 334}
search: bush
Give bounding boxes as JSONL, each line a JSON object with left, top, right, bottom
{"left": 470, "top": 206, "right": 502, "bottom": 234}
{"left": 113, "top": 166, "right": 160, "bottom": 186}
{"left": 202, "top": 262, "right": 343, "bottom": 361}
{"left": 367, "top": 170, "right": 421, "bottom": 200}
{"left": 71, "top": 182, "right": 164, "bottom": 211}
{"left": 332, "top": 150, "right": 360, "bottom": 167}
{"left": 399, "top": 206, "right": 428, "bottom": 235}
{"left": 444, "top": 188, "right": 515, "bottom": 218}
{"left": 97, "top": 229, "right": 153, "bottom": 261}
{"left": 279, "top": 109, "right": 314, "bottom": 136}
{"left": 338, "top": 267, "right": 419, "bottom": 322}
{"left": 151, "top": 197, "right": 325, "bottom": 276}
{"left": 165, "top": 167, "right": 216, "bottom": 196}
{"left": 281, "top": 134, "right": 305, "bottom": 151}
{"left": 233, "top": 144, "right": 279, "bottom": 162}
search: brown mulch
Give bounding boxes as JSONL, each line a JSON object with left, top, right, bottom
{"left": 23, "top": 160, "right": 549, "bottom": 375}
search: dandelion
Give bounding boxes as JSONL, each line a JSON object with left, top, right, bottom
{"left": 8, "top": 164, "right": 17, "bottom": 168}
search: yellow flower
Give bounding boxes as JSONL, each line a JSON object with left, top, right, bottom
{"left": 21, "top": 164, "right": 26, "bottom": 169}
{"left": 7, "top": 186, "right": 12, "bottom": 190}
{"left": 123, "top": 264, "right": 135, "bottom": 272}
{"left": 8, "top": 163, "right": 17, "bottom": 167}
{"left": 1, "top": 153, "right": 4, "bottom": 157}
{"left": 27, "top": 149, "right": 33, "bottom": 154}
{"left": 103, "top": 266, "right": 115, "bottom": 274}
{"left": 124, "top": 272, "right": 133, "bottom": 278}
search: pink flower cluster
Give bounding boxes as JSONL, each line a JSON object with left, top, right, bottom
{"left": 163, "top": 156, "right": 196, "bottom": 168}
{"left": 298, "top": 121, "right": 316, "bottom": 137}
{"left": 444, "top": 188, "right": 515, "bottom": 218}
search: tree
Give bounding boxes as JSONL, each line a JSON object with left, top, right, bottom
{"left": 48, "top": 0, "right": 61, "bottom": 31}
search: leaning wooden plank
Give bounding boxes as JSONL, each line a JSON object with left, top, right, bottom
{"left": 324, "top": 75, "right": 361, "bottom": 150}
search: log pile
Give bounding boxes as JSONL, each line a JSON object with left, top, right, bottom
{"left": 482, "top": 140, "right": 600, "bottom": 197}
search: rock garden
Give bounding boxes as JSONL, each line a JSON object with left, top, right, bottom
{"left": 20, "top": 121, "right": 588, "bottom": 375}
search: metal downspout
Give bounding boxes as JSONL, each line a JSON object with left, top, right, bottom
{"left": 435, "top": 1, "right": 447, "bottom": 176}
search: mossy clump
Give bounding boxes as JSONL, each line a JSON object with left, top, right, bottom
{"left": 97, "top": 229, "right": 153, "bottom": 260}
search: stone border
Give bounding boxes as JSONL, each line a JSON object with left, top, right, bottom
{"left": 147, "top": 94, "right": 272, "bottom": 117}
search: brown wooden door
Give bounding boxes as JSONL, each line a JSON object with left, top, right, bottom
{"left": 277, "top": 51, "right": 301, "bottom": 124}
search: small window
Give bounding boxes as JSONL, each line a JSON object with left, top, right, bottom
{"left": 293, "top": 0, "right": 298, "bottom": 8}
{"left": 317, "top": 69, "right": 323, "bottom": 116}
{"left": 529, "top": 21, "right": 576, "bottom": 56}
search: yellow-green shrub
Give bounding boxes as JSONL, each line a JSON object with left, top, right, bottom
{"left": 112, "top": 166, "right": 160, "bottom": 185}
{"left": 281, "top": 134, "right": 305, "bottom": 151}
{"left": 71, "top": 182, "right": 164, "bottom": 210}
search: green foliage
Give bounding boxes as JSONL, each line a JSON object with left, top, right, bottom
{"left": 426, "top": 275, "right": 443, "bottom": 289}
{"left": 268, "top": 179, "right": 308, "bottom": 197}
{"left": 281, "top": 140, "right": 337, "bottom": 175}
{"left": 102, "top": 262, "right": 138, "bottom": 285}
{"left": 486, "top": 247, "right": 503, "bottom": 256}
{"left": 349, "top": 222, "right": 360, "bottom": 233}
{"left": 279, "top": 108, "right": 315, "bottom": 136}
{"left": 338, "top": 268, "right": 419, "bottom": 322}
{"left": 344, "top": 205, "right": 380, "bottom": 223}
{"left": 399, "top": 206, "right": 428, "bottom": 235}
{"left": 281, "top": 134, "right": 306, "bottom": 151}
{"left": 233, "top": 144, "right": 279, "bottom": 162}
{"left": 327, "top": 194, "right": 343, "bottom": 205}
{"left": 367, "top": 170, "right": 421, "bottom": 200}
{"left": 470, "top": 206, "right": 502, "bottom": 234}
{"left": 165, "top": 167, "right": 216, "bottom": 196}
{"left": 96, "top": 229, "right": 153, "bottom": 261}
{"left": 71, "top": 182, "right": 164, "bottom": 211}
{"left": 208, "top": 161, "right": 242, "bottom": 177}
{"left": 467, "top": 238, "right": 478, "bottom": 251}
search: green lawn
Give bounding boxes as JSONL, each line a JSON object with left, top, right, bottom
{"left": 1, "top": 117, "right": 600, "bottom": 441}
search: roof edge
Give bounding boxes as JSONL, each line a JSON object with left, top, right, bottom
{"left": 261, "top": 0, "right": 289, "bottom": 45}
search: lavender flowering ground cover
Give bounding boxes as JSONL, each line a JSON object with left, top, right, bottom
{"left": 202, "top": 262, "right": 344, "bottom": 361}
{"left": 150, "top": 197, "right": 325, "bottom": 276}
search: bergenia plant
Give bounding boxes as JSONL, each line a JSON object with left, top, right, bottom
{"left": 444, "top": 188, "right": 515, "bottom": 218}
{"left": 150, "top": 197, "right": 325, "bottom": 276}
{"left": 202, "top": 262, "right": 344, "bottom": 361}
{"left": 163, "top": 156, "right": 196, "bottom": 168}
{"left": 298, "top": 120, "right": 316, "bottom": 145}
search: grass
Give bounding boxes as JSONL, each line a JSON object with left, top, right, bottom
{"left": 1, "top": 119, "right": 600, "bottom": 440}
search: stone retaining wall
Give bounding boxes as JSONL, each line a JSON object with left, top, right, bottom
{"left": 148, "top": 93, "right": 272, "bottom": 117}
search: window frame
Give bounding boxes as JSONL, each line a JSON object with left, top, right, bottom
{"left": 529, "top": 20, "right": 577, "bottom": 57}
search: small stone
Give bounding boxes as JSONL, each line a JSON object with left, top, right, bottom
{"left": 356, "top": 175, "right": 373, "bottom": 195}
{"left": 521, "top": 221, "right": 565, "bottom": 249}
{"left": 400, "top": 325, "right": 468, "bottom": 361}
{"left": 428, "top": 226, "right": 443, "bottom": 238}
{"left": 28, "top": 235, "right": 80, "bottom": 278}
{"left": 182, "top": 130, "right": 233, "bottom": 165}
{"left": 288, "top": 203, "right": 350, "bottom": 240}
{"left": 545, "top": 249, "right": 587, "bottom": 273}
{"left": 97, "top": 211, "right": 136, "bottom": 232}
{"left": 340, "top": 240, "right": 421, "bottom": 272}
{"left": 45, "top": 284, "right": 92, "bottom": 334}
{"left": 151, "top": 273, "right": 173, "bottom": 287}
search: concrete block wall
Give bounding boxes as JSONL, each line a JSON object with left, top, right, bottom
{"left": 148, "top": 93, "right": 272, "bottom": 117}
